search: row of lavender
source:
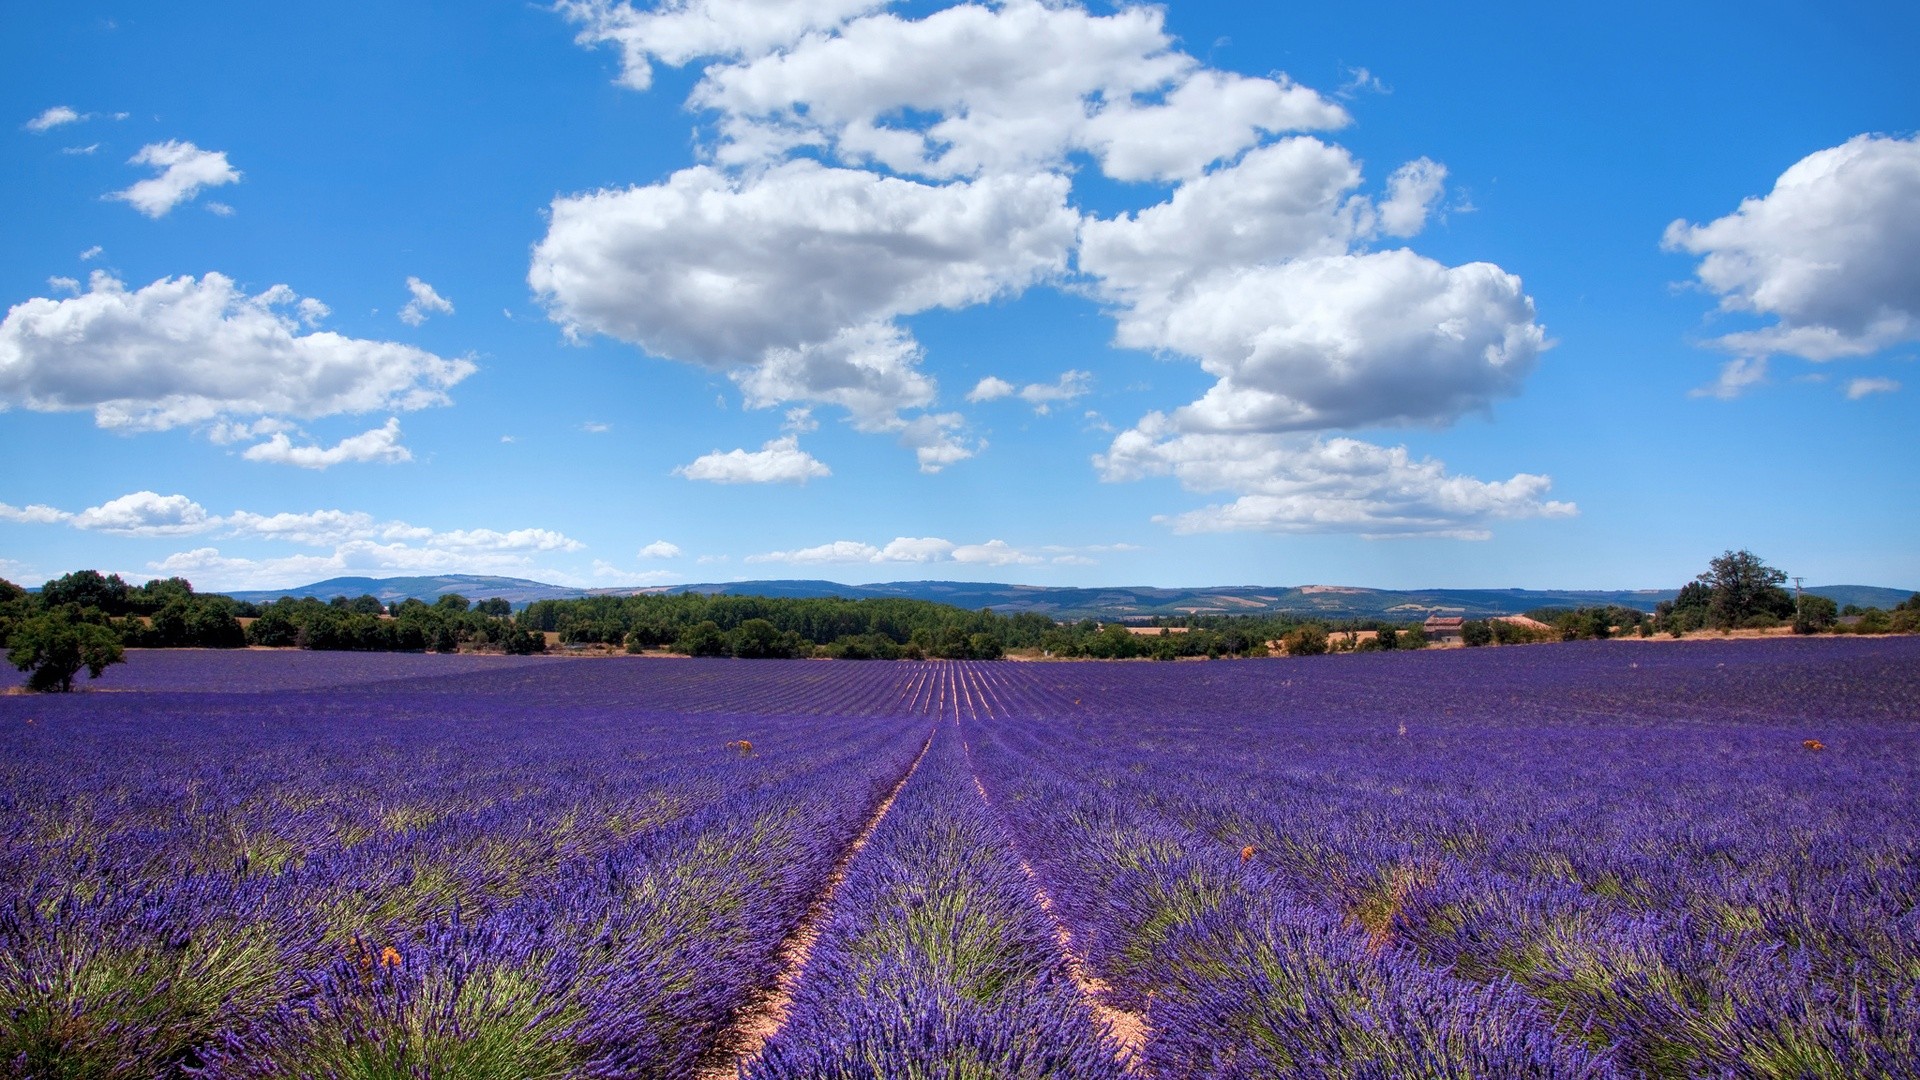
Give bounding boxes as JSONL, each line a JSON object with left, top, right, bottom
{"left": 1, "top": 654, "right": 937, "bottom": 1077}
{"left": 747, "top": 726, "right": 1130, "bottom": 1078}
{"left": 956, "top": 640, "right": 1920, "bottom": 1077}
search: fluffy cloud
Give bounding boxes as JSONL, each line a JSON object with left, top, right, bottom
{"left": 1110, "top": 252, "right": 1545, "bottom": 434}
{"left": 1078, "top": 138, "right": 1373, "bottom": 296}
{"left": 967, "top": 370, "right": 1090, "bottom": 414}
{"left": 1072, "top": 128, "right": 1548, "bottom": 537}
{"left": 1097, "top": 422, "right": 1575, "bottom": 539}
{"left": 637, "top": 540, "right": 683, "bottom": 559}
{"left": 0, "top": 502, "right": 72, "bottom": 525}
{"left": 745, "top": 539, "right": 884, "bottom": 564}
{"left": 0, "top": 272, "right": 475, "bottom": 430}
{"left": 589, "top": 561, "right": 681, "bottom": 587}
{"left": 733, "top": 322, "right": 935, "bottom": 424}
{"left": 675, "top": 435, "right": 832, "bottom": 484}
{"left": 744, "top": 535, "right": 1039, "bottom": 565}
{"left": 399, "top": 277, "right": 454, "bottom": 327}
{"left": 1377, "top": 158, "right": 1448, "bottom": 237}
{"left": 1664, "top": 133, "right": 1920, "bottom": 361}
{"left": 1846, "top": 376, "right": 1900, "bottom": 400}
{"left": 558, "top": 0, "right": 885, "bottom": 90}
{"left": 533, "top": 162, "right": 1075, "bottom": 369}
{"left": 694, "top": 0, "right": 1342, "bottom": 179}
{"left": 886, "top": 412, "right": 979, "bottom": 473}
{"left": 950, "top": 539, "right": 1042, "bottom": 565}
{"left": 1690, "top": 357, "right": 1769, "bottom": 400}
{"left": 4, "top": 493, "right": 585, "bottom": 590}
{"left": 71, "top": 492, "right": 215, "bottom": 536}
{"left": 532, "top": 161, "right": 1069, "bottom": 448}
{"left": 222, "top": 509, "right": 379, "bottom": 547}
{"left": 109, "top": 141, "right": 240, "bottom": 217}
{"left": 25, "top": 106, "right": 83, "bottom": 132}
{"left": 240, "top": 418, "right": 413, "bottom": 469}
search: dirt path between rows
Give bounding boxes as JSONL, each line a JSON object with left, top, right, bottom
{"left": 692, "top": 727, "right": 937, "bottom": 1080}
{"left": 966, "top": 765, "right": 1150, "bottom": 1071}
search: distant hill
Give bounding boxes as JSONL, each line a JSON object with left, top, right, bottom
{"left": 226, "top": 575, "right": 575, "bottom": 607}
{"left": 226, "top": 575, "right": 1916, "bottom": 621}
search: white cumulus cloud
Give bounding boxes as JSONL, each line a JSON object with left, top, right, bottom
{"left": 968, "top": 370, "right": 1090, "bottom": 414}
{"left": 558, "top": 0, "right": 885, "bottom": 90}
{"left": 694, "top": 0, "right": 1342, "bottom": 180}
{"left": 1690, "top": 357, "right": 1770, "bottom": 400}
{"left": 0, "top": 502, "right": 73, "bottom": 525}
{"left": 951, "top": 539, "right": 1043, "bottom": 566}
{"left": 1097, "top": 421, "right": 1575, "bottom": 540}
{"left": 533, "top": 161, "right": 1075, "bottom": 370}
{"left": 638, "top": 540, "right": 683, "bottom": 559}
{"left": 109, "top": 140, "right": 240, "bottom": 217}
{"left": 399, "top": 277, "right": 455, "bottom": 327}
{"left": 1112, "top": 251, "right": 1545, "bottom": 434}
{"left": 675, "top": 435, "right": 832, "bottom": 484}
{"left": 1846, "top": 376, "right": 1900, "bottom": 400}
{"left": 1664, "top": 133, "right": 1920, "bottom": 362}
{"left": 1377, "top": 158, "right": 1447, "bottom": 237}
{"left": 0, "top": 272, "right": 475, "bottom": 431}
{"left": 26, "top": 106, "right": 84, "bottom": 132}
{"left": 240, "top": 417, "right": 413, "bottom": 469}
{"left": 71, "top": 491, "right": 215, "bottom": 537}
{"left": 745, "top": 534, "right": 1042, "bottom": 566}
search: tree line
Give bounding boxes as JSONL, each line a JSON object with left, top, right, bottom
{"left": 9, "top": 553, "right": 1912, "bottom": 691}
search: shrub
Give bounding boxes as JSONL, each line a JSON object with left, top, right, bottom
{"left": 1282, "top": 626, "right": 1329, "bottom": 657}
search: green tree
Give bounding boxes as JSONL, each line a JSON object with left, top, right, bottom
{"left": 729, "top": 618, "right": 786, "bottom": 659}
{"left": 1461, "top": 620, "right": 1493, "bottom": 647}
{"left": 1699, "top": 549, "right": 1793, "bottom": 629}
{"left": 475, "top": 598, "right": 512, "bottom": 617}
{"left": 1793, "top": 594, "right": 1838, "bottom": 635}
{"left": 41, "top": 570, "right": 131, "bottom": 614}
{"left": 8, "top": 611, "right": 125, "bottom": 691}
{"left": 676, "top": 620, "right": 729, "bottom": 657}
{"left": 501, "top": 625, "right": 546, "bottom": 654}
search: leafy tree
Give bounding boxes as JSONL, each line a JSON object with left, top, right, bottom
{"left": 41, "top": 570, "right": 131, "bottom": 615}
{"left": 675, "top": 620, "right": 729, "bottom": 657}
{"left": 1461, "top": 620, "right": 1493, "bottom": 647}
{"left": 729, "top": 618, "right": 786, "bottom": 659}
{"left": 8, "top": 611, "right": 125, "bottom": 691}
{"left": 475, "top": 598, "right": 512, "bottom": 617}
{"left": 1699, "top": 549, "right": 1793, "bottom": 629}
{"left": 501, "top": 625, "right": 546, "bottom": 655}
{"left": 1793, "top": 594, "right": 1838, "bottom": 635}
{"left": 434, "top": 594, "right": 471, "bottom": 614}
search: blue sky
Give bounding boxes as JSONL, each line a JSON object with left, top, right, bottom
{"left": 3, "top": 0, "right": 1916, "bottom": 593}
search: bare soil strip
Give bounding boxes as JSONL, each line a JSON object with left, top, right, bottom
{"left": 967, "top": 770, "right": 1151, "bottom": 1071}
{"left": 693, "top": 727, "right": 937, "bottom": 1080}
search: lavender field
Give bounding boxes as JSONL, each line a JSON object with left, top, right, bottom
{"left": 4, "top": 639, "right": 1918, "bottom": 1078}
